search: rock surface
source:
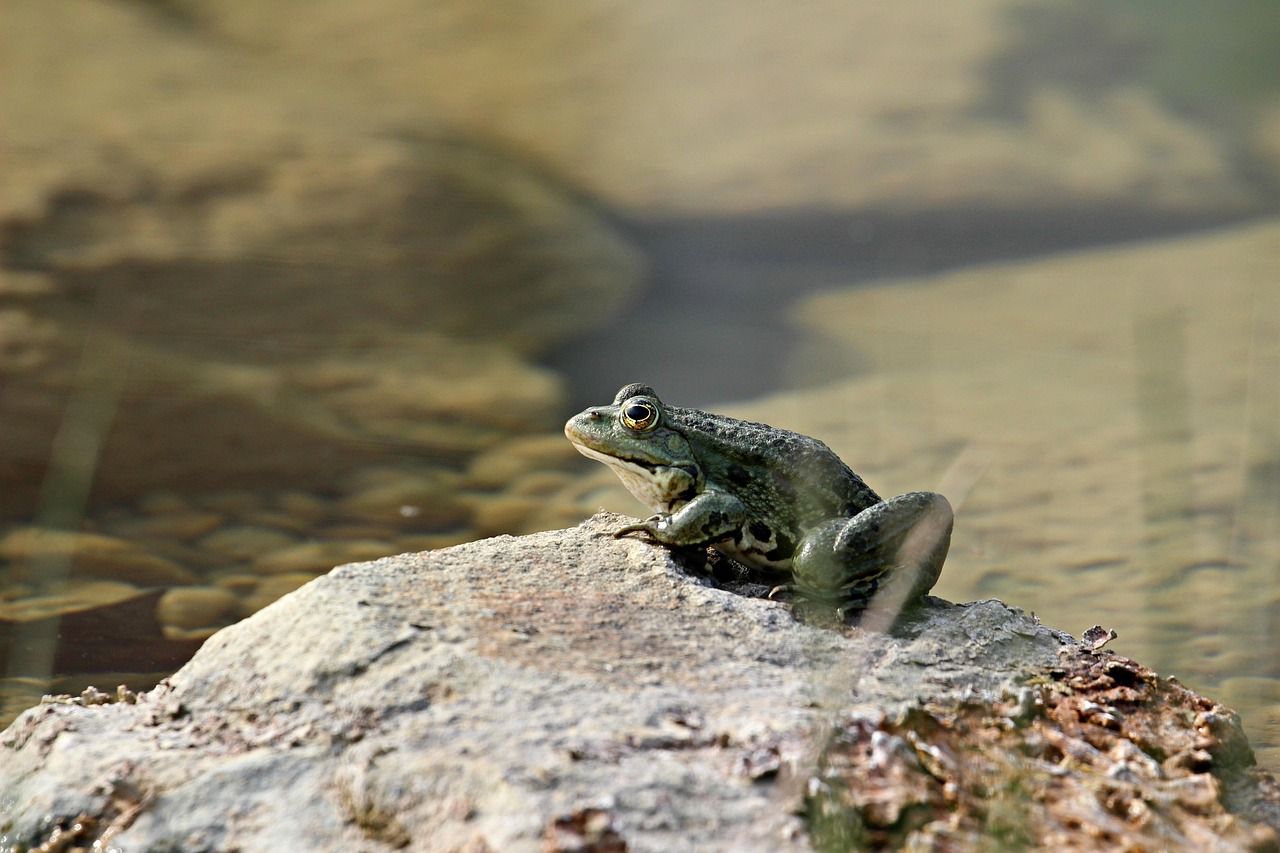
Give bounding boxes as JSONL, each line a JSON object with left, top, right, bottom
{"left": 2, "top": 514, "right": 1276, "bottom": 851}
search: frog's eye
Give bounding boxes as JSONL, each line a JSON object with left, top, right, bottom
{"left": 620, "top": 399, "right": 660, "bottom": 432}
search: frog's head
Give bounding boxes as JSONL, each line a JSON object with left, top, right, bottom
{"left": 564, "top": 384, "right": 701, "bottom": 509}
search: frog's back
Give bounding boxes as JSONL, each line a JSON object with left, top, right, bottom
{"left": 668, "top": 405, "right": 881, "bottom": 522}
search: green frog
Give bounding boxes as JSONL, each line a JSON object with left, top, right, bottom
{"left": 564, "top": 383, "right": 953, "bottom": 614}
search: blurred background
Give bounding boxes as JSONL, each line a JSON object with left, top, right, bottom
{"left": 2, "top": 0, "right": 1278, "bottom": 771}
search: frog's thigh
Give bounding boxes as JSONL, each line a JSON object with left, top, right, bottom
{"left": 792, "top": 492, "right": 953, "bottom": 602}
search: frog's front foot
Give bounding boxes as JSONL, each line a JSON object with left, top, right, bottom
{"left": 766, "top": 583, "right": 795, "bottom": 601}
{"left": 613, "top": 515, "right": 669, "bottom": 539}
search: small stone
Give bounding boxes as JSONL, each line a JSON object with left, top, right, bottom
{"left": 239, "top": 573, "right": 317, "bottom": 615}
{"left": 510, "top": 471, "right": 576, "bottom": 497}
{"left": 198, "top": 526, "right": 298, "bottom": 561}
{"left": 466, "top": 435, "right": 585, "bottom": 490}
{"left": 322, "top": 524, "right": 401, "bottom": 541}
{"left": 113, "top": 511, "right": 227, "bottom": 542}
{"left": 162, "top": 625, "right": 222, "bottom": 642}
{"left": 0, "top": 527, "right": 198, "bottom": 586}
{"left": 0, "top": 270, "right": 57, "bottom": 298}
{"left": 396, "top": 532, "right": 476, "bottom": 553}
{"left": 64, "top": 579, "right": 144, "bottom": 608}
{"left": 239, "top": 510, "right": 317, "bottom": 535}
{"left": 339, "top": 476, "right": 469, "bottom": 530}
{"left": 197, "top": 491, "right": 267, "bottom": 516}
{"left": 211, "top": 573, "right": 263, "bottom": 594}
{"left": 157, "top": 586, "right": 240, "bottom": 630}
{"left": 469, "top": 495, "right": 545, "bottom": 537}
{"left": 252, "top": 540, "right": 393, "bottom": 576}
{"left": 146, "top": 539, "right": 235, "bottom": 571}
{"left": 274, "top": 491, "right": 332, "bottom": 522}
{"left": 1, "top": 579, "right": 137, "bottom": 620}
{"left": 136, "top": 491, "right": 194, "bottom": 516}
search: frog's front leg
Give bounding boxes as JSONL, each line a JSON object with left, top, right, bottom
{"left": 614, "top": 490, "right": 748, "bottom": 547}
{"left": 790, "top": 491, "right": 953, "bottom": 612}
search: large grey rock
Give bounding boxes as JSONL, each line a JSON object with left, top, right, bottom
{"left": 5, "top": 513, "right": 1275, "bottom": 850}
{"left": 0, "top": 513, "right": 1069, "bottom": 851}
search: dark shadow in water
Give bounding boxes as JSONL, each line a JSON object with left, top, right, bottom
{"left": 545, "top": 205, "right": 1263, "bottom": 410}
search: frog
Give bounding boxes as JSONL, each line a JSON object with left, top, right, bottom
{"left": 564, "top": 383, "right": 953, "bottom": 614}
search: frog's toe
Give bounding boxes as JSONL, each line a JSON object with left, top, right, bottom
{"left": 767, "top": 583, "right": 796, "bottom": 601}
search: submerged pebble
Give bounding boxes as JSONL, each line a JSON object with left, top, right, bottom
{"left": 157, "top": 586, "right": 240, "bottom": 630}
{"left": 198, "top": 525, "right": 298, "bottom": 560}
{"left": 0, "top": 527, "right": 198, "bottom": 586}
{"left": 252, "top": 540, "right": 393, "bottom": 576}
{"left": 240, "top": 573, "right": 318, "bottom": 615}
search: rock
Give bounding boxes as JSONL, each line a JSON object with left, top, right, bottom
{"left": 237, "top": 573, "right": 325, "bottom": 617}
{"left": 0, "top": 581, "right": 141, "bottom": 623}
{"left": 467, "top": 494, "right": 547, "bottom": 537}
{"left": 108, "top": 510, "right": 227, "bottom": 542}
{"left": 465, "top": 434, "right": 588, "bottom": 490}
{"left": 197, "top": 525, "right": 298, "bottom": 561}
{"left": 337, "top": 471, "right": 469, "bottom": 530}
{"left": 1, "top": 514, "right": 1274, "bottom": 851}
{"left": 0, "top": 528, "right": 197, "bottom": 587}
{"left": 250, "top": 540, "right": 394, "bottom": 576}
{"left": 156, "top": 587, "right": 241, "bottom": 631}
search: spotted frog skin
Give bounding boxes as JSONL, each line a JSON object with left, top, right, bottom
{"left": 565, "top": 383, "right": 953, "bottom": 612}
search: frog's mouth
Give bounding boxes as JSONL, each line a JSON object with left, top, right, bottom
{"left": 566, "top": 439, "right": 689, "bottom": 512}
{"left": 569, "top": 442, "right": 661, "bottom": 478}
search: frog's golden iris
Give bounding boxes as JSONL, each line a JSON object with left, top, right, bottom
{"left": 621, "top": 400, "right": 659, "bottom": 432}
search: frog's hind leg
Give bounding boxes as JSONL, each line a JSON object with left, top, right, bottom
{"left": 791, "top": 491, "right": 953, "bottom": 615}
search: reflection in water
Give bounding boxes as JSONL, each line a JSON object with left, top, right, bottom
{"left": 1133, "top": 306, "right": 1195, "bottom": 675}
{"left": 3, "top": 310, "right": 129, "bottom": 698}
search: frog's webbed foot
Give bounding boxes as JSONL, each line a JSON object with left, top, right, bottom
{"left": 766, "top": 583, "right": 795, "bottom": 601}
{"left": 613, "top": 514, "right": 668, "bottom": 540}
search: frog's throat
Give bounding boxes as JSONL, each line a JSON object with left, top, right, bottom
{"left": 570, "top": 443, "right": 681, "bottom": 512}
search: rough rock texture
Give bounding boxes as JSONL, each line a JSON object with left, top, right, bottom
{"left": 2, "top": 514, "right": 1276, "bottom": 851}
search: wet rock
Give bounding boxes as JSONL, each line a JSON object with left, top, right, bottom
{"left": 156, "top": 587, "right": 241, "bottom": 631}
{"left": 109, "top": 510, "right": 227, "bottom": 543}
{"left": 0, "top": 528, "right": 197, "bottom": 587}
{"left": 197, "top": 525, "right": 298, "bottom": 561}
{"left": 468, "top": 495, "right": 547, "bottom": 537}
{"left": 237, "top": 573, "right": 319, "bottom": 616}
{"left": 465, "top": 434, "right": 588, "bottom": 490}
{"left": 0, "top": 579, "right": 140, "bottom": 623}
{"left": 1, "top": 514, "right": 1273, "bottom": 851}
{"left": 338, "top": 471, "right": 469, "bottom": 530}
{"left": 251, "top": 540, "right": 393, "bottom": 576}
